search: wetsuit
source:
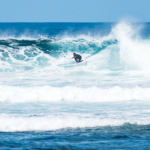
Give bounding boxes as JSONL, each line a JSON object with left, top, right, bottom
{"left": 73, "top": 54, "right": 82, "bottom": 63}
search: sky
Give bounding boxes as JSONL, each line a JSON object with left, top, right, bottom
{"left": 0, "top": 0, "right": 149, "bottom": 22}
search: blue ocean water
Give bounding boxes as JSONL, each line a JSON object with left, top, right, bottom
{"left": 1, "top": 22, "right": 150, "bottom": 149}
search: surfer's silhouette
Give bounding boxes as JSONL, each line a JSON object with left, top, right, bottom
{"left": 71, "top": 53, "right": 83, "bottom": 64}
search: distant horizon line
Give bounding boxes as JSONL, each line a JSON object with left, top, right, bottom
{"left": 0, "top": 22, "right": 149, "bottom": 23}
{"left": 0, "top": 22, "right": 116, "bottom": 23}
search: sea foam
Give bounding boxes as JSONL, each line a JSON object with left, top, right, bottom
{"left": 0, "top": 85, "right": 150, "bottom": 103}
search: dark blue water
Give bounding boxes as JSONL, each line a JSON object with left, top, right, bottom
{"left": 1, "top": 125, "right": 150, "bottom": 149}
{"left": 0, "top": 22, "right": 113, "bottom": 38}
{"left": 0, "top": 22, "right": 150, "bottom": 38}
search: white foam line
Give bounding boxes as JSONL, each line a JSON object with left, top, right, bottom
{"left": 0, "top": 115, "right": 149, "bottom": 132}
{"left": 0, "top": 85, "right": 150, "bottom": 103}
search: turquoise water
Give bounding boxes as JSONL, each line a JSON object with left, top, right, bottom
{"left": 0, "top": 22, "right": 150, "bottom": 149}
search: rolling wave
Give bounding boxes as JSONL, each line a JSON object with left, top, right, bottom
{"left": 0, "top": 22, "right": 150, "bottom": 76}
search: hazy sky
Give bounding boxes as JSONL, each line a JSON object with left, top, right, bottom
{"left": 0, "top": 0, "right": 149, "bottom": 22}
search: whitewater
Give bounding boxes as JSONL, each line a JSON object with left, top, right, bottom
{"left": 1, "top": 22, "right": 150, "bottom": 149}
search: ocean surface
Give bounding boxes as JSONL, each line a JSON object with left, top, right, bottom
{"left": 0, "top": 22, "right": 150, "bottom": 149}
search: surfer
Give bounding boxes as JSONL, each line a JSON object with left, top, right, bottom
{"left": 71, "top": 53, "right": 83, "bottom": 64}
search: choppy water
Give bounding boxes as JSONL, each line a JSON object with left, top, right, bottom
{"left": 0, "top": 22, "right": 150, "bottom": 149}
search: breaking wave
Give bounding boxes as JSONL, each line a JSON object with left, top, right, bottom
{"left": 0, "top": 22, "right": 150, "bottom": 76}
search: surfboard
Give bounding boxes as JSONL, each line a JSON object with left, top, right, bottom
{"left": 76, "top": 60, "right": 84, "bottom": 65}
{"left": 79, "top": 60, "right": 84, "bottom": 63}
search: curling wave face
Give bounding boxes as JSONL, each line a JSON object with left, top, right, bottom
{"left": 0, "top": 37, "right": 118, "bottom": 73}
